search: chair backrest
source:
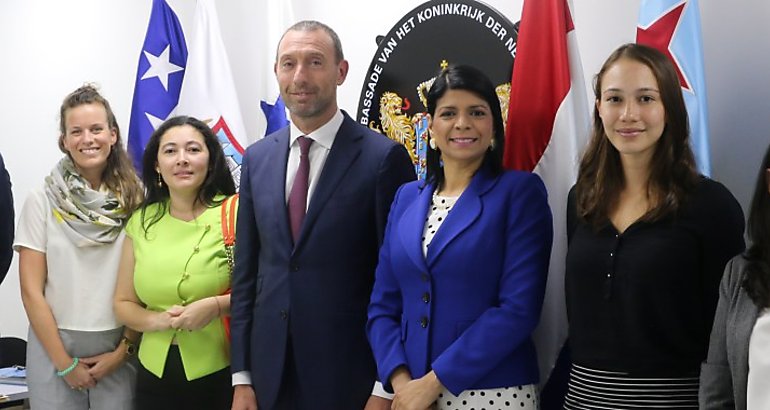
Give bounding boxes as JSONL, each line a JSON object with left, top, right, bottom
{"left": 0, "top": 337, "right": 26, "bottom": 368}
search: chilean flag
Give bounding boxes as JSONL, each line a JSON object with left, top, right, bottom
{"left": 637, "top": 0, "right": 711, "bottom": 175}
{"left": 503, "top": 0, "right": 590, "bottom": 400}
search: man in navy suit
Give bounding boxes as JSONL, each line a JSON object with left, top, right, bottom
{"left": 230, "top": 20, "right": 415, "bottom": 410}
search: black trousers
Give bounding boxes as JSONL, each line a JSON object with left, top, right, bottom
{"left": 136, "top": 345, "right": 232, "bottom": 410}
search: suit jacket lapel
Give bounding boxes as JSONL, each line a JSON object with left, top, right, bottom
{"left": 398, "top": 183, "right": 432, "bottom": 272}
{"left": 426, "top": 168, "right": 497, "bottom": 267}
{"left": 266, "top": 129, "right": 293, "bottom": 248}
{"left": 294, "top": 115, "right": 362, "bottom": 251}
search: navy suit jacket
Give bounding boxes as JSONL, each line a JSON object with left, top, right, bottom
{"left": 230, "top": 113, "right": 415, "bottom": 409}
{"left": 367, "top": 168, "right": 552, "bottom": 395}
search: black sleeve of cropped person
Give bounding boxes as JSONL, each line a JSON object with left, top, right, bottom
{"left": 695, "top": 178, "right": 746, "bottom": 343}
{"left": 0, "top": 152, "right": 14, "bottom": 285}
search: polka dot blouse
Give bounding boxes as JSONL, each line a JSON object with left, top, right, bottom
{"left": 422, "top": 193, "right": 539, "bottom": 410}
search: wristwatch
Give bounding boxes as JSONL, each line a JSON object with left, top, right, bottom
{"left": 120, "top": 336, "right": 136, "bottom": 356}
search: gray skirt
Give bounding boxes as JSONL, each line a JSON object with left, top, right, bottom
{"left": 26, "top": 327, "right": 136, "bottom": 410}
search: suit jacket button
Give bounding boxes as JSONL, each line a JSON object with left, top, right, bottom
{"left": 421, "top": 274, "right": 429, "bottom": 282}
{"left": 420, "top": 317, "right": 428, "bottom": 328}
{"left": 422, "top": 293, "right": 430, "bottom": 303}
{"left": 290, "top": 264, "right": 299, "bottom": 272}
{"left": 280, "top": 310, "right": 288, "bottom": 320}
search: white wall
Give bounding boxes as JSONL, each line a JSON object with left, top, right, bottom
{"left": 1, "top": 0, "right": 768, "bottom": 339}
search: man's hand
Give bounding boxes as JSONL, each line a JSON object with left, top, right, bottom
{"left": 232, "top": 384, "right": 258, "bottom": 410}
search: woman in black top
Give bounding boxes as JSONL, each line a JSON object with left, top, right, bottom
{"left": 563, "top": 43, "right": 745, "bottom": 409}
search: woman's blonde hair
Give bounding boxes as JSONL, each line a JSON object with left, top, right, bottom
{"left": 59, "top": 84, "right": 143, "bottom": 214}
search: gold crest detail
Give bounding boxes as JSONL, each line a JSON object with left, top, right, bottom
{"left": 376, "top": 92, "right": 418, "bottom": 165}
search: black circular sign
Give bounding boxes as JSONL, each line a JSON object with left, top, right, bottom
{"left": 356, "top": 0, "right": 518, "bottom": 178}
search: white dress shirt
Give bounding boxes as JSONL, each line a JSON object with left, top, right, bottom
{"left": 748, "top": 308, "right": 770, "bottom": 409}
{"left": 284, "top": 110, "right": 343, "bottom": 206}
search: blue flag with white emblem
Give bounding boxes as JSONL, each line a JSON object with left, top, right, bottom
{"left": 637, "top": 0, "right": 711, "bottom": 175}
{"left": 127, "top": 0, "right": 187, "bottom": 173}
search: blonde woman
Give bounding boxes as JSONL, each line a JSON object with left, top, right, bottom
{"left": 15, "top": 85, "right": 143, "bottom": 409}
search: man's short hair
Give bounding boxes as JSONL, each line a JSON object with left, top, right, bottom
{"left": 278, "top": 20, "right": 345, "bottom": 63}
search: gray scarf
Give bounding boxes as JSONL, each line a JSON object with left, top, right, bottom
{"left": 44, "top": 157, "right": 127, "bottom": 247}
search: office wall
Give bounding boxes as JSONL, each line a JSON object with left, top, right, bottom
{"left": 1, "top": 0, "right": 768, "bottom": 339}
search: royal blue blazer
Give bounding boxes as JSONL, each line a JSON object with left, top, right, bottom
{"left": 367, "top": 167, "right": 553, "bottom": 395}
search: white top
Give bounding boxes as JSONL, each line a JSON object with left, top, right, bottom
{"left": 422, "top": 194, "right": 459, "bottom": 256}
{"left": 748, "top": 308, "right": 770, "bottom": 409}
{"left": 284, "top": 109, "right": 343, "bottom": 207}
{"left": 13, "top": 186, "right": 124, "bottom": 331}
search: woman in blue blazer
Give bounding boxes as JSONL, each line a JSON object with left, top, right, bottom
{"left": 367, "top": 65, "right": 553, "bottom": 410}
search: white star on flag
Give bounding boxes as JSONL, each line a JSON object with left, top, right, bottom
{"left": 144, "top": 111, "right": 169, "bottom": 131}
{"left": 141, "top": 45, "right": 184, "bottom": 91}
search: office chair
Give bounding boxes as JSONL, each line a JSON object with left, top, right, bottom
{"left": 0, "top": 337, "right": 27, "bottom": 409}
{"left": 0, "top": 337, "right": 25, "bottom": 368}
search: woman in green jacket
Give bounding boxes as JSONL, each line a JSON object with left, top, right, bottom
{"left": 114, "top": 116, "right": 237, "bottom": 409}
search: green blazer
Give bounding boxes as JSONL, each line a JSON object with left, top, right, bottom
{"left": 126, "top": 196, "right": 236, "bottom": 380}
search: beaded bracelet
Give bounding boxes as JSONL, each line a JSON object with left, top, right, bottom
{"left": 56, "top": 357, "right": 79, "bottom": 377}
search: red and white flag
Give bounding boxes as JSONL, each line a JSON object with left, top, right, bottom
{"left": 504, "top": 0, "right": 590, "bottom": 385}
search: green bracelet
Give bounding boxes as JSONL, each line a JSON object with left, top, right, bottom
{"left": 56, "top": 357, "right": 79, "bottom": 377}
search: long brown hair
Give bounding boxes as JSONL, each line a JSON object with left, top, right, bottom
{"left": 574, "top": 43, "right": 698, "bottom": 226}
{"left": 59, "top": 84, "right": 143, "bottom": 214}
{"left": 743, "top": 144, "right": 770, "bottom": 308}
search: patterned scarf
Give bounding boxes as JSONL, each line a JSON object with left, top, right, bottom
{"left": 44, "top": 157, "right": 127, "bottom": 247}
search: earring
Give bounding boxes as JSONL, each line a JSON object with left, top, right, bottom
{"left": 156, "top": 172, "right": 163, "bottom": 188}
{"left": 429, "top": 138, "right": 437, "bottom": 150}
{"left": 489, "top": 139, "right": 496, "bottom": 151}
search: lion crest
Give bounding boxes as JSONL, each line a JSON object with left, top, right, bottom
{"left": 376, "top": 92, "right": 418, "bottom": 165}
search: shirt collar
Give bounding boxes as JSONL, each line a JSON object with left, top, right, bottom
{"left": 289, "top": 110, "right": 343, "bottom": 150}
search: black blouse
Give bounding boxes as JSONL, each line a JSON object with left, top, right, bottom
{"left": 565, "top": 178, "right": 745, "bottom": 376}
